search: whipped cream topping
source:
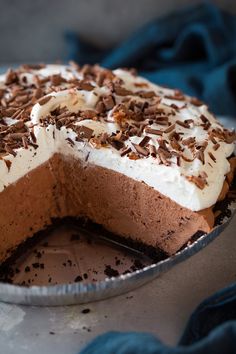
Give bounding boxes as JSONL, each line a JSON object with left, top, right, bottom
{"left": 0, "top": 64, "right": 234, "bottom": 211}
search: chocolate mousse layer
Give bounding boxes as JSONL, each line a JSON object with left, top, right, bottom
{"left": 64, "top": 155, "right": 214, "bottom": 255}
{"left": 0, "top": 154, "right": 66, "bottom": 262}
{"left": 0, "top": 153, "right": 216, "bottom": 262}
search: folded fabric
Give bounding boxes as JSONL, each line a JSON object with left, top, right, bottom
{"left": 80, "top": 283, "right": 236, "bottom": 354}
{"left": 65, "top": 2, "right": 236, "bottom": 116}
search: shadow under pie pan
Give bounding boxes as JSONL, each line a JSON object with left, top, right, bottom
{"left": 0, "top": 199, "right": 235, "bottom": 306}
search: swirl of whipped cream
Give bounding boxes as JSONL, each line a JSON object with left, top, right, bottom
{"left": 0, "top": 65, "right": 234, "bottom": 212}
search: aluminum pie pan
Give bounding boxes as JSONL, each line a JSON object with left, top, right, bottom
{"left": 0, "top": 204, "right": 235, "bottom": 306}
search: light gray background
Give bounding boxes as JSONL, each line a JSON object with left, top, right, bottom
{"left": 0, "top": 0, "right": 236, "bottom": 64}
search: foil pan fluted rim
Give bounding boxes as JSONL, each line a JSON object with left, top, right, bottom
{"left": 0, "top": 204, "right": 235, "bottom": 306}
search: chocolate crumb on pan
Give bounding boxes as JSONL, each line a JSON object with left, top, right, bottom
{"left": 104, "top": 265, "right": 119, "bottom": 278}
{"left": 81, "top": 308, "right": 91, "bottom": 314}
{"left": 74, "top": 275, "right": 83, "bottom": 282}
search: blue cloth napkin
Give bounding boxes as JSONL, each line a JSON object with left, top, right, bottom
{"left": 65, "top": 2, "right": 236, "bottom": 116}
{"left": 80, "top": 283, "right": 236, "bottom": 353}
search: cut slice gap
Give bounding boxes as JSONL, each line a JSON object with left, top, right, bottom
{"left": 0, "top": 220, "right": 154, "bottom": 286}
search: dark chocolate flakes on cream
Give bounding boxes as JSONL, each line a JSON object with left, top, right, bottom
{"left": 0, "top": 62, "right": 234, "bottom": 194}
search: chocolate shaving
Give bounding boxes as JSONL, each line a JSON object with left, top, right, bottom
{"left": 145, "top": 127, "right": 163, "bottom": 136}
{"left": 132, "top": 143, "right": 149, "bottom": 156}
{"left": 176, "top": 120, "right": 190, "bottom": 129}
{"left": 103, "top": 95, "right": 115, "bottom": 110}
{"left": 113, "top": 105, "right": 133, "bottom": 124}
{"left": 181, "top": 154, "right": 194, "bottom": 162}
{"left": 111, "top": 130, "right": 123, "bottom": 141}
{"left": 128, "top": 126, "right": 138, "bottom": 136}
{"left": 7, "top": 132, "right": 28, "bottom": 141}
{"left": 22, "top": 136, "right": 28, "bottom": 149}
{"left": 157, "top": 147, "right": 171, "bottom": 166}
{"left": 144, "top": 106, "right": 164, "bottom": 116}
{"left": 186, "top": 174, "right": 207, "bottom": 189}
{"left": 170, "top": 103, "right": 179, "bottom": 110}
{"left": 78, "top": 81, "right": 94, "bottom": 91}
{"left": 208, "top": 151, "right": 216, "bottom": 163}
{"left": 11, "top": 109, "right": 23, "bottom": 120}
{"left": 209, "top": 128, "right": 224, "bottom": 141}
{"left": 38, "top": 96, "right": 53, "bottom": 106}
{"left": 185, "top": 119, "right": 194, "bottom": 124}
{"left": 128, "top": 152, "right": 140, "bottom": 160}
{"left": 66, "top": 137, "right": 75, "bottom": 146}
{"left": 168, "top": 131, "right": 180, "bottom": 141}
{"left": 190, "top": 97, "right": 204, "bottom": 106}
{"left": 196, "top": 141, "right": 208, "bottom": 150}
{"left": 0, "top": 89, "right": 5, "bottom": 99}
{"left": 136, "top": 91, "right": 156, "bottom": 99}
{"left": 96, "top": 72, "right": 106, "bottom": 87}
{"left": 195, "top": 149, "right": 205, "bottom": 164}
{"left": 213, "top": 143, "right": 220, "bottom": 151}
{"left": 114, "top": 86, "right": 132, "bottom": 96}
{"left": 109, "top": 139, "right": 124, "bottom": 150}
{"left": 89, "top": 136, "right": 107, "bottom": 149}
{"left": 210, "top": 136, "right": 217, "bottom": 145}
{"left": 155, "top": 116, "right": 169, "bottom": 125}
{"left": 81, "top": 64, "right": 92, "bottom": 76}
{"left": 158, "top": 138, "right": 169, "bottom": 151}
{"left": 182, "top": 137, "right": 195, "bottom": 146}
{"left": 164, "top": 90, "right": 185, "bottom": 101}
{"left": 148, "top": 144, "right": 157, "bottom": 157}
{"left": 176, "top": 155, "right": 181, "bottom": 166}
{"left": 3, "top": 159, "right": 12, "bottom": 171}
{"left": 199, "top": 115, "right": 211, "bottom": 130}
{"left": 164, "top": 124, "right": 175, "bottom": 133}
{"left": 50, "top": 74, "right": 64, "bottom": 86}
{"left": 134, "top": 82, "right": 148, "bottom": 88}
{"left": 4, "top": 144, "right": 17, "bottom": 157}
{"left": 139, "top": 136, "right": 151, "bottom": 147}
{"left": 95, "top": 100, "right": 106, "bottom": 114}
{"left": 120, "top": 147, "right": 132, "bottom": 157}
{"left": 5, "top": 69, "right": 18, "bottom": 85}
{"left": 200, "top": 171, "right": 208, "bottom": 178}
{"left": 199, "top": 114, "right": 209, "bottom": 123}
{"left": 15, "top": 94, "right": 29, "bottom": 104}
{"left": 76, "top": 125, "right": 93, "bottom": 141}
{"left": 98, "top": 132, "right": 109, "bottom": 145}
{"left": 30, "top": 130, "right": 37, "bottom": 143}
{"left": 170, "top": 137, "right": 182, "bottom": 151}
{"left": 80, "top": 110, "right": 97, "bottom": 120}
{"left": 21, "top": 64, "right": 46, "bottom": 71}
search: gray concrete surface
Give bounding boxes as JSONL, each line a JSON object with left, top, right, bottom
{"left": 0, "top": 0, "right": 235, "bottom": 64}
{"left": 0, "top": 214, "right": 235, "bottom": 354}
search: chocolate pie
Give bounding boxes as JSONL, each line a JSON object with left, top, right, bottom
{"left": 0, "top": 63, "right": 235, "bottom": 265}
